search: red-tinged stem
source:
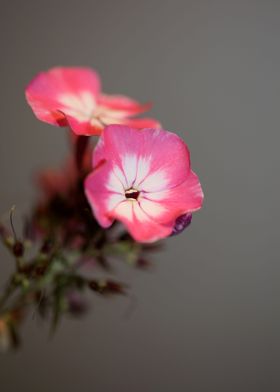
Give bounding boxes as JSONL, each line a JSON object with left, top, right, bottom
{"left": 75, "top": 135, "right": 90, "bottom": 174}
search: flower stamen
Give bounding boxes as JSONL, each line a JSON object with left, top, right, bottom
{"left": 125, "top": 188, "right": 140, "bottom": 200}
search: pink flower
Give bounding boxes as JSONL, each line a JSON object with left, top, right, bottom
{"left": 25, "top": 67, "right": 160, "bottom": 135}
{"left": 85, "top": 125, "right": 204, "bottom": 243}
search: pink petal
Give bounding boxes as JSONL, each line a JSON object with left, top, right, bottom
{"left": 85, "top": 160, "right": 125, "bottom": 228}
{"left": 66, "top": 115, "right": 103, "bottom": 136}
{"left": 85, "top": 163, "right": 175, "bottom": 242}
{"left": 98, "top": 94, "right": 151, "bottom": 116}
{"left": 93, "top": 125, "right": 192, "bottom": 190}
{"left": 123, "top": 117, "right": 161, "bottom": 128}
{"left": 25, "top": 67, "right": 101, "bottom": 133}
{"left": 141, "top": 170, "right": 204, "bottom": 224}
{"left": 113, "top": 201, "right": 173, "bottom": 243}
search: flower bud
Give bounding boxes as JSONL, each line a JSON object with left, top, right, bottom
{"left": 171, "top": 213, "right": 192, "bottom": 236}
{"left": 40, "top": 239, "right": 53, "bottom": 254}
{"left": 13, "top": 241, "right": 24, "bottom": 257}
{"left": 88, "top": 280, "right": 126, "bottom": 295}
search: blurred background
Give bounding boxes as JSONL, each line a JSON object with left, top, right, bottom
{"left": 0, "top": 0, "right": 280, "bottom": 391}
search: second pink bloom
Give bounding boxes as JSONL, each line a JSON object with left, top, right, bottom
{"left": 85, "top": 125, "right": 204, "bottom": 242}
{"left": 25, "top": 67, "right": 160, "bottom": 136}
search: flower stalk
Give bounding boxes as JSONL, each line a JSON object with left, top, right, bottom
{"left": 0, "top": 65, "right": 203, "bottom": 351}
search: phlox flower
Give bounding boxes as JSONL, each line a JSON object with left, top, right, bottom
{"left": 25, "top": 67, "right": 160, "bottom": 135}
{"left": 85, "top": 125, "right": 203, "bottom": 243}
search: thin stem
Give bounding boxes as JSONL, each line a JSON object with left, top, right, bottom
{"left": 75, "top": 135, "right": 90, "bottom": 173}
{"left": 9, "top": 206, "right": 17, "bottom": 241}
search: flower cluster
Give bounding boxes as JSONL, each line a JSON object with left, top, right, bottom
{"left": 25, "top": 67, "right": 160, "bottom": 135}
{"left": 0, "top": 66, "right": 203, "bottom": 350}
{"left": 26, "top": 66, "right": 203, "bottom": 242}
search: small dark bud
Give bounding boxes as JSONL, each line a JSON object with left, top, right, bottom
{"left": 105, "top": 280, "right": 126, "bottom": 294}
{"left": 88, "top": 280, "right": 126, "bottom": 295}
{"left": 88, "top": 280, "right": 99, "bottom": 292}
{"left": 171, "top": 213, "right": 192, "bottom": 236}
{"left": 34, "top": 265, "right": 47, "bottom": 277}
{"left": 13, "top": 241, "right": 24, "bottom": 257}
{"left": 40, "top": 239, "right": 53, "bottom": 254}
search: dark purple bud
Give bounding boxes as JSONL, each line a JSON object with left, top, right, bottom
{"left": 88, "top": 280, "right": 126, "bottom": 295}
{"left": 33, "top": 264, "right": 48, "bottom": 277}
{"left": 171, "top": 213, "right": 192, "bottom": 236}
{"left": 88, "top": 280, "right": 99, "bottom": 292}
{"left": 13, "top": 241, "right": 24, "bottom": 257}
{"left": 105, "top": 280, "right": 126, "bottom": 294}
{"left": 40, "top": 239, "right": 53, "bottom": 254}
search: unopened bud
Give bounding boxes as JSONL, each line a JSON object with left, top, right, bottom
{"left": 13, "top": 241, "right": 24, "bottom": 257}
{"left": 88, "top": 280, "right": 126, "bottom": 295}
{"left": 171, "top": 213, "right": 192, "bottom": 236}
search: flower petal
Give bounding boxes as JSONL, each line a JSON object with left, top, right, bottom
{"left": 25, "top": 67, "right": 101, "bottom": 133}
{"left": 143, "top": 170, "right": 204, "bottom": 223}
{"left": 123, "top": 117, "right": 161, "bottom": 129}
{"left": 85, "top": 160, "right": 125, "bottom": 228}
{"left": 66, "top": 114, "right": 103, "bottom": 136}
{"left": 85, "top": 125, "right": 204, "bottom": 242}
{"left": 98, "top": 94, "right": 151, "bottom": 116}
{"left": 113, "top": 201, "right": 173, "bottom": 243}
{"left": 93, "top": 125, "right": 192, "bottom": 190}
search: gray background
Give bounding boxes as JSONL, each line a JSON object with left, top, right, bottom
{"left": 0, "top": 0, "right": 279, "bottom": 391}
